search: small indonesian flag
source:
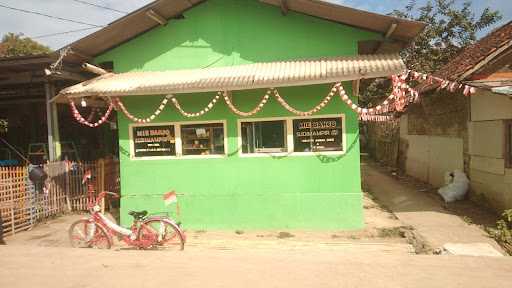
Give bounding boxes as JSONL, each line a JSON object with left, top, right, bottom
{"left": 163, "top": 191, "right": 177, "bottom": 206}
{"left": 163, "top": 191, "right": 180, "bottom": 216}
{"left": 82, "top": 170, "right": 92, "bottom": 184}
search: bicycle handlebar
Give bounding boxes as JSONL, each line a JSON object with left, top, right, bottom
{"left": 88, "top": 191, "right": 119, "bottom": 209}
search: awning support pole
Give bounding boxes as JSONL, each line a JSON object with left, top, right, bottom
{"left": 45, "top": 82, "right": 61, "bottom": 162}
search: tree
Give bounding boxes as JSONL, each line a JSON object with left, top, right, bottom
{"left": 391, "top": 0, "right": 502, "bottom": 74}
{"left": 361, "top": 0, "right": 502, "bottom": 105}
{"left": 0, "top": 33, "right": 52, "bottom": 57}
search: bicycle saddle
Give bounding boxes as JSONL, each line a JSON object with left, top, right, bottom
{"left": 128, "top": 210, "right": 148, "bottom": 220}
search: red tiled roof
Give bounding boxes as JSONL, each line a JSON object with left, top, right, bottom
{"left": 436, "top": 21, "right": 512, "bottom": 81}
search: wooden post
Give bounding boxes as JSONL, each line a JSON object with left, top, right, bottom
{"left": 98, "top": 159, "right": 105, "bottom": 213}
{"left": 65, "top": 163, "right": 71, "bottom": 212}
{"left": 9, "top": 169, "right": 14, "bottom": 235}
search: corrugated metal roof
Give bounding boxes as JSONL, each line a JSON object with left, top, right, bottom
{"left": 261, "top": 0, "right": 425, "bottom": 42}
{"left": 62, "top": 0, "right": 425, "bottom": 62}
{"left": 60, "top": 54, "right": 405, "bottom": 98}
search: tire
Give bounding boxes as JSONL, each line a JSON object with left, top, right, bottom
{"left": 138, "top": 219, "right": 185, "bottom": 251}
{"left": 69, "top": 219, "right": 112, "bottom": 249}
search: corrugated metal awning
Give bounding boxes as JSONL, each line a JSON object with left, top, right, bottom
{"left": 60, "top": 54, "right": 405, "bottom": 98}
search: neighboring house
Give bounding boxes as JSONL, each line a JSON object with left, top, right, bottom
{"left": 0, "top": 54, "right": 111, "bottom": 163}
{"left": 399, "top": 21, "right": 512, "bottom": 212}
{"left": 56, "top": 0, "right": 424, "bottom": 229}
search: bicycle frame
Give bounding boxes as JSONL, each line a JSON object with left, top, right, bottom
{"left": 84, "top": 191, "right": 157, "bottom": 249}
{"left": 78, "top": 170, "right": 185, "bottom": 249}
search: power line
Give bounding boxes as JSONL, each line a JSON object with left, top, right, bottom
{"left": 70, "top": 0, "right": 128, "bottom": 14}
{"left": 0, "top": 3, "right": 105, "bottom": 28}
{"left": 31, "top": 27, "right": 99, "bottom": 39}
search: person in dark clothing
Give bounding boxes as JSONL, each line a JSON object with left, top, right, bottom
{"left": 0, "top": 213, "right": 5, "bottom": 245}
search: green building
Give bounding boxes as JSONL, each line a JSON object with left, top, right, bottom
{"left": 59, "top": 0, "right": 424, "bottom": 229}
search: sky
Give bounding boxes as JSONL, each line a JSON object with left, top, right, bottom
{"left": 0, "top": 0, "right": 511, "bottom": 50}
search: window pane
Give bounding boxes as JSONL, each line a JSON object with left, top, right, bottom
{"left": 132, "top": 125, "right": 176, "bottom": 157}
{"left": 241, "top": 120, "right": 286, "bottom": 153}
{"left": 293, "top": 117, "right": 343, "bottom": 152}
{"left": 181, "top": 123, "right": 225, "bottom": 156}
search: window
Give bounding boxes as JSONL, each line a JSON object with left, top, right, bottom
{"left": 293, "top": 117, "right": 343, "bottom": 152}
{"left": 241, "top": 120, "right": 287, "bottom": 153}
{"left": 132, "top": 125, "right": 176, "bottom": 157}
{"left": 181, "top": 123, "right": 225, "bottom": 156}
{"left": 505, "top": 120, "right": 512, "bottom": 168}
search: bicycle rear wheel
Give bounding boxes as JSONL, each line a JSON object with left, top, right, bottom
{"left": 69, "top": 219, "right": 112, "bottom": 249}
{"left": 138, "top": 219, "right": 185, "bottom": 251}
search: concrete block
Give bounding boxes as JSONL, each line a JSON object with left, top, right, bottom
{"left": 404, "top": 135, "right": 463, "bottom": 187}
{"left": 472, "top": 90, "right": 512, "bottom": 121}
{"left": 468, "top": 120, "right": 503, "bottom": 158}
{"left": 504, "top": 169, "right": 512, "bottom": 184}
{"left": 400, "top": 115, "right": 408, "bottom": 138}
{"left": 470, "top": 169, "right": 512, "bottom": 211}
{"left": 442, "top": 243, "right": 503, "bottom": 257}
{"left": 428, "top": 136, "right": 464, "bottom": 187}
{"left": 470, "top": 156, "right": 505, "bottom": 175}
{"left": 405, "top": 135, "right": 429, "bottom": 183}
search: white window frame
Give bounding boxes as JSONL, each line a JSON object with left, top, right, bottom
{"left": 237, "top": 114, "right": 346, "bottom": 158}
{"left": 129, "top": 120, "right": 228, "bottom": 161}
{"left": 239, "top": 118, "right": 289, "bottom": 154}
{"left": 179, "top": 120, "right": 228, "bottom": 159}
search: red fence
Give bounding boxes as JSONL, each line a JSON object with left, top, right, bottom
{"left": 0, "top": 159, "right": 119, "bottom": 236}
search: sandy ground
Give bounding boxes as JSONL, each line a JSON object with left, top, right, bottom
{"left": 4, "top": 192, "right": 413, "bottom": 253}
{"left": 1, "top": 245, "right": 511, "bottom": 288}
{"left": 362, "top": 161, "right": 505, "bottom": 254}
{"left": 2, "top": 161, "right": 511, "bottom": 287}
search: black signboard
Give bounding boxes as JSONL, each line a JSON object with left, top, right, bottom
{"left": 293, "top": 117, "right": 343, "bottom": 152}
{"left": 132, "top": 125, "right": 176, "bottom": 157}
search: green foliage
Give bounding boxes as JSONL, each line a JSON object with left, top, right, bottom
{"left": 0, "top": 33, "right": 52, "bottom": 57}
{"left": 487, "top": 209, "right": 512, "bottom": 254}
{"left": 391, "top": 0, "right": 502, "bottom": 74}
{"left": 361, "top": 0, "right": 502, "bottom": 105}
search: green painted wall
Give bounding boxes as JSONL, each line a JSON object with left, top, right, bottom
{"left": 95, "top": 0, "right": 381, "bottom": 229}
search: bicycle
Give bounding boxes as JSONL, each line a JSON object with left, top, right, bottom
{"left": 68, "top": 171, "right": 185, "bottom": 250}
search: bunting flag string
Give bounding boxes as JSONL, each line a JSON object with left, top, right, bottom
{"left": 69, "top": 99, "right": 114, "bottom": 128}
{"left": 271, "top": 83, "right": 340, "bottom": 116}
{"left": 171, "top": 92, "right": 221, "bottom": 118}
{"left": 223, "top": 90, "right": 270, "bottom": 117}
{"left": 69, "top": 69, "right": 480, "bottom": 126}
{"left": 407, "top": 70, "right": 477, "bottom": 96}
{"left": 114, "top": 95, "right": 171, "bottom": 123}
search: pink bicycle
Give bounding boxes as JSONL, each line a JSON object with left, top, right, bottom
{"left": 68, "top": 172, "right": 185, "bottom": 250}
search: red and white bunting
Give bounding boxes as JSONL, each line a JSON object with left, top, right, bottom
{"left": 69, "top": 99, "right": 114, "bottom": 128}
{"left": 67, "top": 70, "right": 479, "bottom": 126}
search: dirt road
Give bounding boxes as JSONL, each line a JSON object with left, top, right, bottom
{"left": 1, "top": 245, "right": 511, "bottom": 288}
{"left": 362, "top": 161, "right": 504, "bottom": 254}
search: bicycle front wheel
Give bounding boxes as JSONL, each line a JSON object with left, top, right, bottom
{"left": 69, "top": 219, "right": 112, "bottom": 249}
{"left": 138, "top": 219, "right": 185, "bottom": 251}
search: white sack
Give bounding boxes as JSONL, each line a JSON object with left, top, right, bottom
{"left": 437, "top": 170, "right": 469, "bottom": 203}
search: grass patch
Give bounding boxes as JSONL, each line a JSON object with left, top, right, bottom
{"left": 461, "top": 216, "right": 473, "bottom": 225}
{"left": 277, "top": 231, "right": 295, "bottom": 239}
{"left": 377, "top": 227, "right": 405, "bottom": 238}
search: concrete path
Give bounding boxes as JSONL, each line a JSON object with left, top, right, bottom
{"left": 1, "top": 245, "right": 512, "bottom": 288}
{"left": 362, "top": 161, "right": 504, "bottom": 255}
